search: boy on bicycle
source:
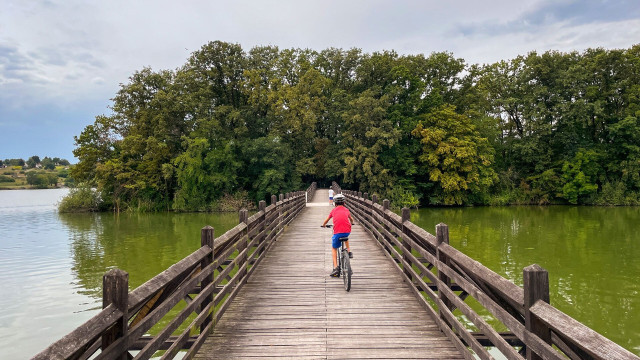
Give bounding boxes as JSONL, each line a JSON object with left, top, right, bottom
{"left": 321, "top": 194, "right": 354, "bottom": 277}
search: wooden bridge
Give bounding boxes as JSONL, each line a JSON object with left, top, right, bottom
{"left": 34, "top": 183, "right": 639, "bottom": 360}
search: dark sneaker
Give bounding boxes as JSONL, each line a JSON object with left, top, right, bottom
{"left": 349, "top": 252, "right": 353, "bottom": 259}
{"left": 330, "top": 267, "right": 340, "bottom": 277}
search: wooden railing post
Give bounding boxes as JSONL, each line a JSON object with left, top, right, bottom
{"left": 258, "top": 201, "right": 267, "bottom": 255}
{"left": 381, "top": 200, "right": 391, "bottom": 253}
{"left": 524, "top": 264, "right": 551, "bottom": 360}
{"left": 271, "top": 194, "right": 277, "bottom": 206}
{"left": 239, "top": 209, "right": 249, "bottom": 279}
{"left": 102, "top": 268, "right": 129, "bottom": 360}
{"left": 278, "top": 194, "right": 284, "bottom": 233}
{"left": 200, "top": 226, "right": 214, "bottom": 333}
{"left": 436, "top": 223, "right": 453, "bottom": 321}
{"left": 401, "top": 208, "right": 412, "bottom": 282}
{"left": 372, "top": 194, "right": 378, "bottom": 204}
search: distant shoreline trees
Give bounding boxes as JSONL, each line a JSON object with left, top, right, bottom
{"left": 68, "top": 41, "right": 640, "bottom": 211}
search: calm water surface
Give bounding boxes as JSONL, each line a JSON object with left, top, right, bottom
{"left": 410, "top": 206, "right": 640, "bottom": 356}
{"left": 1, "top": 191, "right": 638, "bottom": 358}
{"left": 0, "top": 189, "right": 238, "bottom": 359}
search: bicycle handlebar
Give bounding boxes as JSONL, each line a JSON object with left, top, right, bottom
{"left": 321, "top": 224, "right": 333, "bottom": 228}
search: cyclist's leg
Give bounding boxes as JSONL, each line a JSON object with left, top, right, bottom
{"left": 331, "top": 247, "right": 338, "bottom": 268}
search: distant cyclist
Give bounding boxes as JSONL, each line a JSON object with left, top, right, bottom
{"left": 321, "top": 194, "right": 354, "bottom": 277}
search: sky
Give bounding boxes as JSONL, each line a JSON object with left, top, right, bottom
{"left": 1, "top": 0, "right": 639, "bottom": 162}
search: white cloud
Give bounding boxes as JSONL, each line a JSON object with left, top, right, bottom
{"left": 1, "top": 0, "right": 639, "bottom": 106}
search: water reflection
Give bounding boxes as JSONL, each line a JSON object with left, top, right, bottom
{"left": 411, "top": 206, "right": 640, "bottom": 354}
{"left": 59, "top": 212, "right": 239, "bottom": 297}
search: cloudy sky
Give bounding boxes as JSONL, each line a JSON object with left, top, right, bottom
{"left": 1, "top": 0, "right": 639, "bottom": 161}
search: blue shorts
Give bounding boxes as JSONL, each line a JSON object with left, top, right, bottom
{"left": 332, "top": 233, "right": 350, "bottom": 249}
{"left": 329, "top": 197, "right": 333, "bottom": 200}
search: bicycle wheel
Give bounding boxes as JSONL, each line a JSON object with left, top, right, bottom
{"left": 341, "top": 249, "right": 351, "bottom": 291}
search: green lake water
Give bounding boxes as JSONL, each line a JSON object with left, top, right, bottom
{"left": 0, "top": 189, "right": 638, "bottom": 358}
{"left": 410, "top": 206, "right": 640, "bottom": 355}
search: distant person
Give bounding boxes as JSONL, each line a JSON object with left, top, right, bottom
{"left": 328, "top": 188, "right": 334, "bottom": 205}
{"left": 321, "top": 194, "right": 353, "bottom": 277}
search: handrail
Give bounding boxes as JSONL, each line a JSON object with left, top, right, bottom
{"left": 33, "top": 190, "right": 309, "bottom": 360}
{"left": 337, "top": 186, "right": 639, "bottom": 360}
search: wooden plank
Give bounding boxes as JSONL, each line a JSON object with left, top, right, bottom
{"left": 31, "top": 305, "right": 122, "bottom": 360}
{"left": 530, "top": 301, "right": 640, "bottom": 360}
{"left": 194, "top": 189, "right": 464, "bottom": 360}
{"left": 438, "top": 243, "right": 524, "bottom": 311}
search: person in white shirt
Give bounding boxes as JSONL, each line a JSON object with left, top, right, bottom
{"left": 328, "top": 188, "right": 334, "bottom": 205}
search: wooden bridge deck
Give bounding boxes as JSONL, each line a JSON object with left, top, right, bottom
{"left": 195, "top": 189, "right": 463, "bottom": 359}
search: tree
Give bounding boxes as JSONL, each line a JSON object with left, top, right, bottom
{"left": 560, "top": 149, "right": 601, "bottom": 204}
{"left": 341, "top": 90, "right": 400, "bottom": 195}
{"left": 41, "top": 157, "right": 56, "bottom": 170}
{"left": 412, "top": 104, "right": 496, "bottom": 205}
{"left": 27, "top": 156, "right": 40, "bottom": 168}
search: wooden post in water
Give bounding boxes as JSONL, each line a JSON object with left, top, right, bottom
{"left": 401, "top": 208, "right": 412, "bottom": 282}
{"left": 102, "top": 268, "right": 129, "bottom": 360}
{"left": 436, "top": 223, "right": 453, "bottom": 321}
{"left": 200, "top": 226, "right": 214, "bottom": 333}
{"left": 524, "top": 264, "right": 551, "bottom": 360}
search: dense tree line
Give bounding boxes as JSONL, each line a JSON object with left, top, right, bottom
{"left": 69, "top": 41, "right": 640, "bottom": 211}
{"left": 2, "top": 156, "right": 71, "bottom": 169}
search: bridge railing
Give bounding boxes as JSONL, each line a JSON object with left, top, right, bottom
{"left": 33, "top": 191, "right": 308, "bottom": 360}
{"left": 305, "top": 181, "right": 317, "bottom": 202}
{"left": 335, "top": 184, "right": 638, "bottom": 360}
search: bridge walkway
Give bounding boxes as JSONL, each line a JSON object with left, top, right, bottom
{"left": 195, "top": 189, "right": 464, "bottom": 359}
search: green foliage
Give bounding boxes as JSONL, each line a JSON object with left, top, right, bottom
{"left": 594, "top": 181, "right": 640, "bottom": 206}
{"left": 412, "top": 104, "right": 496, "bottom": 205}
{"left": 385, "top": 185, "right": 421, "bottom": 209}
{"left": 0, "top": 175, "right": 15, "bottom": 183}
{"left": 65, "top": 41, "right": 640, "bottom": 210}
{"left": 560, "top": 150, "right": 601, "bottom": 204}
{"left": 27, "top": 156, "right": 40, "bottom": 168}
{"left": 41, "top": 157, "right": 56, "bottom": 170}
{"left": 58, "top": 185, "right": 102, "bottom": 212}
{"left": 25, "top": 171, "right": 58, "bottom": 188}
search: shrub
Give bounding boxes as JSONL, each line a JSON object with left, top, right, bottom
{"left": 210, "top": 191, "right": 256, "bottom": 212}
{"left": 58, "top": 185, "right": 102, "bottom": 212}
{"left": 0, "top": 175, "right": 15, "bottom": 183}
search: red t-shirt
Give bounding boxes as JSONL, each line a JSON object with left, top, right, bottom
{"left": 329, "top": 206, "right": 351, "bottom": 234}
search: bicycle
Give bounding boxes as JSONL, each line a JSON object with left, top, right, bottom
{"left": 322, "top": 225, "right": 352, "bottom": 291}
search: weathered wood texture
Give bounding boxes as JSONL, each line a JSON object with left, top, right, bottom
{"left": 336, "top": 184, "right": 639, "bottom": 360}
{"left": 32, "top": 184, "right": 316, "bottom": 360}
{"left": 194, "top": 189, "right": 463, "bottom": 360}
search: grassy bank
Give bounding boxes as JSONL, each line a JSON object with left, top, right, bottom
{"left": 0, "top": 166, "right": 72, "bottom": 190}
